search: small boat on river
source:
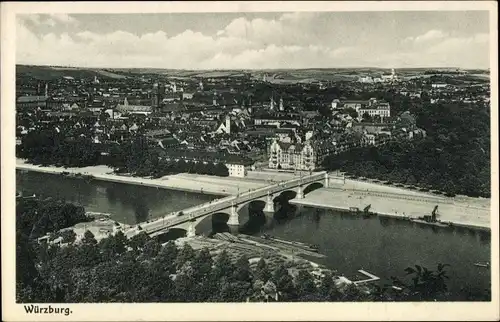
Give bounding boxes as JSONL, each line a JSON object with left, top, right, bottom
{"left": 474, "top": 262, "right": 490, "bottom": 268}
{"left": 410, "top": 218, "right": 452, "bottom": 228}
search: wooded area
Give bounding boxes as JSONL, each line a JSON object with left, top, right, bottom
{"left": 324, "top": 101, "right": 490, "bottom": 197}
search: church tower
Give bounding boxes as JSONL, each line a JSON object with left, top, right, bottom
{"left": 225, "top": 115, "right": 231, "bottom": 134}
{"left": 151, "top": 82, "right": 164, "bottom": 109}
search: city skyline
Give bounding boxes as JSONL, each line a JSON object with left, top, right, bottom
{"left": 16, "top": 11, "right": 491, "bottom": 70}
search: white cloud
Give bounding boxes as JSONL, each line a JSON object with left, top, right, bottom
{"left": 44, "top": 18, "right": 57, "bottom": 27}
{"left": 15, "top": 14, "right": 490, "bottom": 69}
{"left": 331, "top": 46, "right": 356, "bottom": 57}
{"left": 414, "top": 29, "right": 448, "bottom": 42}
{"left": 19, "top": 14, "right": 79, "bottom": 27}
{"left": 49, "top": 14, "right": 79, "bottom": 26}
{"left": 218, "top": 12, "right": 322, "bottom": 48}
{"left": 24, "top": 14, "right": 41, "bottom": 25}
{"left": 404, "top": 29, "right": 448, "bottom": 44}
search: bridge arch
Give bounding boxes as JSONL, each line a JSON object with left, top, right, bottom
{"left": 239, "top": 199, "right": 267, "bottom": 220}
{"left": 273, "top": 190, "right": 297, "bottom": 203}
{"left": 303, "top": 182, "right": 324, "bottom": 195}
{"left": 237, "top": 199, "right": 269, "bottom": 233}
{"left": 156, "top": 227, "right": 187, "bottom": 242}
{"left": 194, "top": 211, "right": 231, "bottom": 235}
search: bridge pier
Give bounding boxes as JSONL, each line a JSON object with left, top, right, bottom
{"left": 263, "top": 192, "right": 275, "bottom": 225}
{"left": 187, "top": 223, "right": 196, "bottom": 238}
{"left": 264, "top": 192, "right": 275, "bottom": 213}
{"left": 296, "top": 185, "right": 304, "bottom": 199}
{"left": 227, "top": 202, "right": 240, "bottom": 234}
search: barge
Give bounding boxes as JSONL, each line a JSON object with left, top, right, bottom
{"left": 261, "top": 233, "right": 320, "bottom": 252}
{"left": 409, "top": 218, "right": 452, "bottom": 228}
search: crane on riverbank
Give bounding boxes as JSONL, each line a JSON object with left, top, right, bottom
{"left": 431, "top": 205, "right": 439, "bottom": 222}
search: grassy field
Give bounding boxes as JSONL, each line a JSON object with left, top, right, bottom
{"left": 16, "top": 65, "right": 129, "bottom": 80}
{"left": 17, "top": 65, "right": 489, "bottom": 82}
{"left": 92, "top": 69, "right": 128, "bottom": 79}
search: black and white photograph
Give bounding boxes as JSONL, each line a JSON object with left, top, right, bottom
{"left": 2, "top": 1, "right": 499, "bottom": 321}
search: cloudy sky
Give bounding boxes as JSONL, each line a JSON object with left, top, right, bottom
{"left": 16, "top": 11, "right": 490, "bottom": 69}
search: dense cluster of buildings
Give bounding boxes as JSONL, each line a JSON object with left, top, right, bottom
{"left": 17, "top": 68, "right": 471, "bottom": 177}
{"left": 358, "top": 69, "right": 399, "bottom": 83}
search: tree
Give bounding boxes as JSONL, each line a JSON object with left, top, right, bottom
{"left": 114, "top": 231, "right": 128, "bottom": 253}
{"left": 342, "top": 107, "right": 358, "bottom": 119}
{"left": 254, "top": 258, "right": 272, "bottom": 282}
{"left": 174, "top": 261, "right": 197, "bottom": 302}
{"left": 272, "top": 264, "right": 296, "bottom": 300}
{"left": 81, "top": 230, "right": 97, "bottom": 245}
{"left": 142, "top": 239, "right": 161, "bottom": 258}
{"left": 214, "top": 163, "right": 229, "bottom": 177}
{"left": 212, "top": 250, "right": 234, "bottom": 281}
{"left": 233, "top": 256, "right": 251, "bottom": 282}
{"left": 318, "top": 271, "right": 342, "bottom": 301}
{"left": 99, "top": 232, "right": 126, "bottom": 258}
{"left": 191, "top": 248, "right": 217, "bottom": 301}
{"left": 397, "top": 263, "right": 451, "bottom": 301}
{"left": 16, "top": 231, "right": 40, "bottom": 301}
{"left": 362, "top": 112, "right": 373, "bottom": 122}
{"left": 192, "top": 248, "right": 213, "bottom": 280}
{"left": 215, "top": 277, "right": 251, "bottom": 302}
{"left": 175, "top": 244, "right": 196, "bottom": 270}
{"left": 155, "top": 241, "right": 178, "bottom": 274}
{"left": 128, "top": 231, "right": 151, "bottom": 251}
{"left": 341, "top": 283, "right": 369, "bottom": 301}
{"left": 60, "top": 229, "right": 77, "bottom": 244}
{"left": 295, "top": 270, "right": 317, "bottom": 300}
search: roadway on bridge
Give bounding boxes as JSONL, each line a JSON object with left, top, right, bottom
{"left": 133, "top": 172, "right": 327, "bottom": 235}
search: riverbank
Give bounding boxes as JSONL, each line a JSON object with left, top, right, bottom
{"left": 16, "top": 159, "right": 268, "bottom": 196}
{"left": 290, "top": 188, "right": 491, "bottom": 231}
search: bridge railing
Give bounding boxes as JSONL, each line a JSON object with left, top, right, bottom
{"left": 140, "top": 171, "right": 327, "bottom": 232}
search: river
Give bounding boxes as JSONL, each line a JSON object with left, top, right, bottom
{"left": 16, "top": 171, "right": 219, "bottom": 224}
{"left": 17, "top": 170, "right": 491, "bottom": 301}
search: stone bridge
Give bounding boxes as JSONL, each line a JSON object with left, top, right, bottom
{"left": 126, "top": 171, "right": 330, "bottom": 238}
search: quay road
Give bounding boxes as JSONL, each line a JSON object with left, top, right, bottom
{"left": 128, "top": 171, "right": 328, "bottom": 236}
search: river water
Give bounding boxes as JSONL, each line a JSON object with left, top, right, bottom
{"left": 17, "top": 171, "right": 491, "bottom": 300}
{"left": 16, "top": 171, "right": 218, "bottom": 224}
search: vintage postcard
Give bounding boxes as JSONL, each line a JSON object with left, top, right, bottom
{"left": 1, "top": 1, "right": 499, "bottom": 321}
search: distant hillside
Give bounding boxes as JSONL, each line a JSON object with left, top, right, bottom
{"left": 17, "top": 65, "right": 489, "bottom": 81}
{"left": 16, "top": 65, "right": 129, "bottom": 80}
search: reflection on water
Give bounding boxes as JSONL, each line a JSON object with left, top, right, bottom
{"left": 17, "top": 171, "right": 219, "bottom": 225}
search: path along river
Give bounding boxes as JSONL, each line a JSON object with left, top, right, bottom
{"left": 17, "top": 170, "right": 491, "bottom": 301}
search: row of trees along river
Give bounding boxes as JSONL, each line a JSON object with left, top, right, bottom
{"left": 17, "top": 131, "right": 232, "bottom": 177}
